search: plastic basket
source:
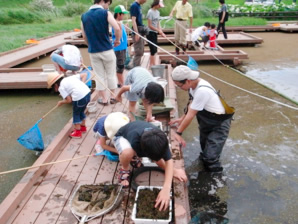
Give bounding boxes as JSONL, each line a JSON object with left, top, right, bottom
{"left": 151, "top": 65, "right": 166, "bottom": 78}
{"left": 42, "top": 64, "right": 56, "bottom": 73}
{"left": 87, "top": 101, "right": 97, "bottom": 113}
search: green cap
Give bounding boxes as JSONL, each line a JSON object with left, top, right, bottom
{"left": 114, "top": 5, "right": 129, "bottom": 14}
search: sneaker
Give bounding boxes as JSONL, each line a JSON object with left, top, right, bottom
{"left": 70, "top": 129, "right": 82, "bottom": 138}
{"left": 80, "top": 126, "right": 87, "bottom": 133}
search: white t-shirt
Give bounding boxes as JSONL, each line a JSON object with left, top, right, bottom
{"left": 191, "top": 26, "right": 207, "bottom": 42}
{"left": 59, "top": 74, "right": 90, "bottom": 101}
{"left": 190, "top": 79, "right": 225, "bottom": 114}
{"left": 62, "top": 45, "right": 81, "bottom": 67}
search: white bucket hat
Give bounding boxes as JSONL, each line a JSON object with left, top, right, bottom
{"left": 104, "top": 112, "right": 130, "bottom": 139}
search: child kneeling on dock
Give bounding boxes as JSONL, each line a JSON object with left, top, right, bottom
{"left": 112, "top": 120, "right": 187, "bottom": 210}
{"left": 47, "top": 72, "right": 91, "bottom": 138}
{"left": 93, "top": 112, "right": 129, "bottom": 154}
{"left": 115, "top": 67, "right": 164, "bottom": 122}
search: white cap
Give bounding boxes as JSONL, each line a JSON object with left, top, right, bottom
{"left": 104, "top": 112, "right": 130, "bottom": 139}
{"left": 171, "top": 65, "right": 200, "bottom": 81}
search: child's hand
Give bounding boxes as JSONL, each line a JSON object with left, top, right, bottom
{"left": 57, "top": 101, "right": 64, "bottom": 107}
{"left": 173, "top": 168, "right": 188, "bottom": 182}
{"left": 155, "top": 188, "right": 171, "bottom": 211}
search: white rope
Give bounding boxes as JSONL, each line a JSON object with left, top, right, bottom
{"left": 125, "top": 24, "right": 298, "bottom": 110}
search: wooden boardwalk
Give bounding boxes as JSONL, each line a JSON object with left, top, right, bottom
{"left": 0, "top": 54, "right": 190, "bottom": 224}
{"left": 0, "top": 31, "right": 80, "bottom": 68}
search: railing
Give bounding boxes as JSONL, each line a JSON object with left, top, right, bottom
{"left": 213, "top": 10, "right": 298, "bottom": 20}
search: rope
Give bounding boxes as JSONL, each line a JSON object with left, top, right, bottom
{"left": 128, "top": 22, "right": 298, "bottom": 110}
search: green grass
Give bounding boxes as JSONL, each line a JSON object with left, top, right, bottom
{"left": 0, "top": 16, "right": 81, "bottom": 52}
{"left": 0, "top": 0, "right": 294, "bottom": 52}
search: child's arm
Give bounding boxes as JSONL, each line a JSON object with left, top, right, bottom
{"left": 142, "top": 99, "right": 155, "bottom": 122}
{"left": 57, "top": 96, "right": 72, "bottom": 106}
{"left": 80, "top": 73, "right": 87, "bottom": 83}
{"left": 115, "top": 85, "right": 130, "bottom": 103}
{"left": 155, "top": 159, "right": 173, "bottom": 211}
{"left": 99, "top": 137, "right": 118, "bottom": 154}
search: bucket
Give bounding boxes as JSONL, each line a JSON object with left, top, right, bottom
{"left": 87, "top": 101, "right": 97, "bottom": 113}
{"left": 151, "top": 65, "right": 166, "bottom": 78}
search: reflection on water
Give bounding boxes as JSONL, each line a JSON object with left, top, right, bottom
{"left": 0, "top": 89, "right": 72, "bottom": 202}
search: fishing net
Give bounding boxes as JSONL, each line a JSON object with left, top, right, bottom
{"left": 187, "top": 56, "right": 199, "bottom": 71}
{"left": 81, "top": 66, "right": 92, "bottom": 88}
{"left": 17, "top": 119, "right": 44, "bottom": 151}
{"left": 71, "top": 184, "right": 120, "bottom": 216}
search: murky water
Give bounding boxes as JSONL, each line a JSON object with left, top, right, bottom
{"left": 1, "top": 33, "right": 298, "bottom": 224}
{"left": 180, "top": 32, "right": 298, "bottom": 223}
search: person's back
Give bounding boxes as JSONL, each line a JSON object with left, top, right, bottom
{"left": 59, "top": 75, "right": 90, "bottom": 101}
{"left": 81, "top": 6, "right": 112, "bottom": 53}
{"left": 61, "top": 45, "right": 81, "bottom": 67}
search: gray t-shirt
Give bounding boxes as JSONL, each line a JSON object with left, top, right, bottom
{"left": 220, "top": 4, "right": 227, "bottom": 13}
{"left": 125, "top": 67, "right": 154, "bottom": 99}
{"left": 146, "top": 8, "right": 160, "bottom": 33}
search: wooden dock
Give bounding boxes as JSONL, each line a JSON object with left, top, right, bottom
{"left": 0, "top": 54, "right": 190, "bottom": 224}
{"left": 0, "top": 31, "right": 80, "bottom": 68}
{"left": 158, "top": 48, "right": 248, "bottom": 66}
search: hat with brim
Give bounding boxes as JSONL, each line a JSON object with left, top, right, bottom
{"left": 171, "top": 65, "right": 199, "bottom": 81}
{"left": 114, "top": 5, "right": 129, "bottom": 14}
{"left": 104, "top": 112, "right": 130, "bottom": 139}
{"left": 47, "top": 72, "right": 64, "bottom": 89}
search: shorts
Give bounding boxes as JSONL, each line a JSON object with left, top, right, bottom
{"left": 115, "top": 49, "right": 126, "bottom": 73}
{"left": 113, "top": 136, "right": 132, "bottom": 155}
{"left": 72, "top": 92, "right": 91, "bottom": 124}
{"left": 51, "top": 53, "right": 80, "bottom": 71}
{"left": 147, "top": 31, "right": 158, "bottom": 56}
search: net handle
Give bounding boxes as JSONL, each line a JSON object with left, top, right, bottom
{"left": 0, "top": 154, "right": 93, "bottom": 175}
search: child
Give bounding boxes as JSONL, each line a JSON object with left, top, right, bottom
{"left": 112, "top": 5, "right": 129, "bottom": 88}
{"left": 115, "top": 67, "right": 164, "bottom": 122}
{"left": 209, "top": 24, "right": 218, "bottom": 49}
{"left": 50, "top": 44, "right": 82, "bottom": 74}
{"left": 47, "top": 72, "right": 91, "bottom": 138}
{"left": 146, "top": 0, "right": 166, "bottom": 67}
{"left": 93, "top": 112, "right": 129, "bottom": 154}
{"left": 113, "top": 120, "right": 188, "bottom": 210}
{"left": 191, "top": 22, "right": 211, "bottom": 48}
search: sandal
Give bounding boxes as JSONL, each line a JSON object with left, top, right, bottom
{"left": 110, "top": 98, "right": 117, "bottom": 104}
{"left": 118, "top": 168, "right": 131, "bottom": 188}
{"left": 97, "top": 98, "right": 108, "bottom": 106}
{"left": 130, "top": 156, "right": 144, "bottom": 169}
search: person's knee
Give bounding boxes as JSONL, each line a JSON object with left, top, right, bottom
{"left": 117, "top": 64, "right": 124, "bottom": 73}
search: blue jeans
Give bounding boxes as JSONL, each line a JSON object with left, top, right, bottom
{"left": 51, "top": 53, "right": 80, "bottom": 71}
{"left": 72, "top": 93, "right": 90, "bottom": 124}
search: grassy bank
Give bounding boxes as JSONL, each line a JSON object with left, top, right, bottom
{"left": 0, "top": 0, "right": 295, "bottom": 53}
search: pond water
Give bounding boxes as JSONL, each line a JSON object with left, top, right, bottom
{"left": 0, "top": 32, "right": 298, "bottom": 224}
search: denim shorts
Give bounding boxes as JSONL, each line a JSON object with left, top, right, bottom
{"left": 51, "top": 53, "right": 80, "bottom": 71}
{"left": 112, "top": 136, "right": 132, "bottom": 155}
{"left": 72, "top": 92, "right": 90, "bottom": 124}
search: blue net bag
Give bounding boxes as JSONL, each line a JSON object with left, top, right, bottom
{"left": 187, "top": 56, "right": 199, "bottom": 71}
{"left": 95, "top": 150, "right": 119, "bottom": 162}
{"left": 124, "top": 50, "right": 130, "bottom": 67}
{"left": 17, "top": 119, "right": 44, "bottom": 151}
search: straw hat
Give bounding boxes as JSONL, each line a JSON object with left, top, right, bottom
{"left": 104, "top": 112, "right": 130, "bottom": 139}
{"left": 47, "top": 72, "right": 64, "bottom": 89}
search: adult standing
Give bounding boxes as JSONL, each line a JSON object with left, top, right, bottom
{"left": 146, "top": 0, "right": 166, "bottom": 67}
{"left": 217, "top": 0, "right": 228, "bottom": 39}
{"left": 81, "top": 0, "right": 121, "bottom": 105}
{"left": 130, "top": 0, "right": 147, "bottom": 68}
{"left": 169, "top": 65, "right": 234, "bottom": 172}
{"left": 112, "top": 5, "right": 129, "bottom": 88}
{"left": 169, "top": 0, "right": 193, "bottom": 55}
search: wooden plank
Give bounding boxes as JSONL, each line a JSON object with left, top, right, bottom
{"left": 0, "top": 32, "right": 79, "bottom": 68}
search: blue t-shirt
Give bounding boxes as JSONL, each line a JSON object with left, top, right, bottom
{"left": 93, "top": 115, "right": 108, "bottom": 137}
{"left": 112, "top": 23, "right": 128, "bottom": 52}
{"left": 130, "top": 2, "right": 143, "bottom": 27}
{"left": 81, "top": 8, "right": 113, "bottom": 53}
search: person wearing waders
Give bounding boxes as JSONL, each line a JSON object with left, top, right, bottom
{"left": 169, "top": 65, "right": 234, "bottom": 172}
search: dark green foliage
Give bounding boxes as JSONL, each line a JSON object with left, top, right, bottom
{"left": 61, "top": 0, "right": 87, "bottom": 17}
